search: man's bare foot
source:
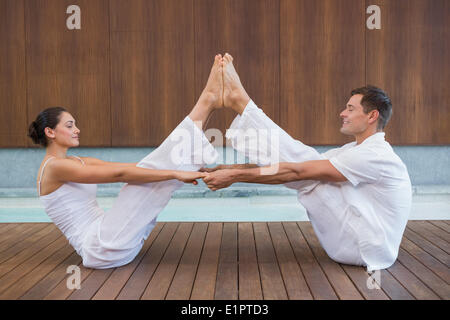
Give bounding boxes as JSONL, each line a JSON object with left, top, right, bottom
{"left": 198, "top": 54, "right": 224, "bottom": 110}
{"left": 222, "top": 53, "right": 250, "bottom": 114}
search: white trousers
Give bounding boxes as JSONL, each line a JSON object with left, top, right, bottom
{"left": 226, "top": 100, "right": 365, "bottom": 267}
{"left": 81, "top": 116, "right": 218, "bottom": 269}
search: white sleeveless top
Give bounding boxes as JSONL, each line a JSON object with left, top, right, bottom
{"left": 38, "top": 156, "right": 104, "bottom": 255}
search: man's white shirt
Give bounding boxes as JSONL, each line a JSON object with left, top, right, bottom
{"left": 301, "top": 132, "right": 412, "bottom": 271}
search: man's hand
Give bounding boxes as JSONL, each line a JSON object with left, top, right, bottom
{"left": 203, "top": 169, "right": 236, "bottom": 191}
{"left": 199, "top": 163, "right": 259, "bottom": 173}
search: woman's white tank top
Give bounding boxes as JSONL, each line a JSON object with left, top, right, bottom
{"left": 38, "top": 156, "right": 104, "bottom": 255}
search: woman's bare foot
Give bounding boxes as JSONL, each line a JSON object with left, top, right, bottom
{"left": 199, "top": 54, "right": 224, "bottom": 110}
{"left": 222, "top": 53, "right": 250, "bottom": 114}
{"left": 189, "top": 54, "right": 223, "bottom": 129}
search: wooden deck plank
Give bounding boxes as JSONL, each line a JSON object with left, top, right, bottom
{"left": 387, "top": 260, "right": 441, "bottom": 300}
{"left": 214, "top": 223, "right": 238, "bottom": 300}
{"left": 297, "top": 222, "right": 363, "bottom": 300}
{"left": 116, "top": 222, "right": 179, "bottom": 300}
{"left": 0, "top": 223, "right": 51, "bottom": 256}
{"left": 0, "top": 243, "right": 74, "bottom": 299}
{"left": 408, "top": 222, "right": 450, "bottom": 251}
{"left": 165, "top": 223, "right": 208, "bottom": 300}
{"left": 403, "top": 228, "right": 449, "bottom": 263}
{"left": 0, "top": 221, "right": 447, "bottom": 300}
{"left": 282, "top": 222, "right": 338, "bottom": 300}
{"left": 140, "top": 222, "right": 194, "bottom": 300}
{"left": 0, "top": 224, "right": 56, "bottom": 263}
{"left": 190, "top": 223, "right": 223, "bottom": 300}
{"left": 253, "top": 222, "right": 288, "bottom": 300}
{"left": 67, "top": 268, "right": 115, "bottom": 300}
{"left": 0, "top": 223, "right": 18, "bottom": 236}
{"left": 0, "top": 225, "right": 61, "bottom": 269}
{"left": 43, "top": 263, "right": 94, "bottom": 300}
{"left": 396, "top": 248, "right": 450, "bottom": 299}
{"left": 340, "top": 265, "right": 390, "bottom": 300}
{"left": 92, "top": 223, "right": 165, "bottom": 300}
{"left": 238, "top": 222, "right": 263, "bottom": 300}
{"left": 377, "top": 269, "right": 415, "bottom": 300}
{"left": 400, "top": 236, "right": 450, "bottom": 283}
{"left": 0, "top": 235, "right": 67, "bottom": 295}
{"left": 19, "top": 251, "right": 82, "bottom": 299}
{"left": 0, "top": 223, "right": 41, "bottom": 248}
{"left": 267, "top": 222, "right": 313, "bottom": 300}
{"left": 427, "top": 220, "right": 450, "bottom": 234}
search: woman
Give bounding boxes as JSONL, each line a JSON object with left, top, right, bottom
{"left": 27, "top": 55, "right": 224, "bottom": 269}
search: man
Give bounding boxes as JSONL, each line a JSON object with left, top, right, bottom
{"left": 203, "top": 53, "right": 412, "bottom": 271}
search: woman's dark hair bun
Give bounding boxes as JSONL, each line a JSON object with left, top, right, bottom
{"left": 27, "top": 107, "right": 67, "bottom": 147}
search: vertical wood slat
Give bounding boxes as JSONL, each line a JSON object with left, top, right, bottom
{"left": 366, "top": 0, "right": 450, "bottom": 144}
{"left": 195, "top": 0, "right": 280, "bottom": 141}
{"left": 214, "top": 222, "right": 238, "bottom": 300}
{"left": 280, "top": 0, "right": 365, "bottom": 145}
{"left": 0, "top": 0, "right": 27, "bottom": 147}
{"left": 190, "top": 223, "right": 223, "bottom": 300}
{"left": 110, "top": 0, "right": 195, "bottom": 146}
{"left": 25, "top": 0, "right": 111, "bottom": 147}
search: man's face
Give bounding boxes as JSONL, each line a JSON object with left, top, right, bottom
{"left": 339, "top": 94, "right": 374, "bottom": 136}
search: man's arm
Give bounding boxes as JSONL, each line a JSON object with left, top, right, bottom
{"left": 203, "top": 160, "right": 347, "bottom": 190}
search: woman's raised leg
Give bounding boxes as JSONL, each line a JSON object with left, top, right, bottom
{"left": 81, "top": 55, "right": 223, "bottom": 268}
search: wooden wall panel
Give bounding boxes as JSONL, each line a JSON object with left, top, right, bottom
{"left": 110, "top": 0, "right": 195, "bottom": 146}
{"left": 280, "top": 0, "right": 365, "bottom": 145}
{"left": 25, "top": 0, "right": 111, "bottom": 147}
{"left": 0, "top": 0, "right": 27, "bottom": 147}
{"left": 366, "top": 0, "right": 450, "bottom": 144}
{"left": 195, "top": 0, "right": 280, "bottom": 143}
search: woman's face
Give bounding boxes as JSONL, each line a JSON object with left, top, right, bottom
{"left": 46, "top": 112, "right": 80, "bottom": 147}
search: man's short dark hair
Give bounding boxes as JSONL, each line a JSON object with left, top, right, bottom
{"left": 351, "top": 85, "right": 392, "bottom": 130}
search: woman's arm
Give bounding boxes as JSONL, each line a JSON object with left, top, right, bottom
{"left": 78, "top": 156, "right": 138, "bottom": 167}
{"left": 49, "top": 158, "right": 205, "bottom": 185}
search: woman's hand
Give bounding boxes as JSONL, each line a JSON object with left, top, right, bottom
{"left": 174, "top": 171, "right": 208, "bottom": 185}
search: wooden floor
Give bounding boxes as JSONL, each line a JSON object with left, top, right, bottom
{"left": 0, "top": 221, "right": 448, "bottom": 300}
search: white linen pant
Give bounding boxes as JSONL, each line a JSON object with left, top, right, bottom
{"left": 81, "top": 116, "right": 218, "bottom": 269}
{"left": 226, "top": 100, "right": 365, "bottom": 267}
